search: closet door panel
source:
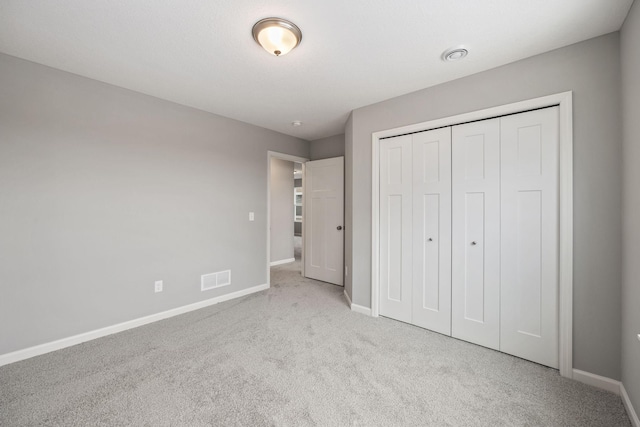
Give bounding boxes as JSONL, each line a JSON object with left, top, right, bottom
{"left": 500, "top": 107, "right": 559, "bottom": 368}
{"left": 463, "top": 192, "right": 487, "bottom": 322}
{"left": 379, "top": 135, "right": 413, "bottom": 323}
{"left": 451, "top": 119, "right": 501, "bottom": 350}
{"left": 412, "top": 128, "right": 452, "bottom": 335}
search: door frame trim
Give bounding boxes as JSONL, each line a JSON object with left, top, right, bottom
{"left": 267, "top": 151, "right": 309, "bottom": 286}
{"left": 370, "top": 91, "right": 574, "bottom": 378}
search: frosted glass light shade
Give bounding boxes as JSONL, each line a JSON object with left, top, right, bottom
{"left": 252, "top": 18, "right": 302, "bottom": 56}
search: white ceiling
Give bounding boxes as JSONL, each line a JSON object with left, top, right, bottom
{"left": 0, "top": 1, "right": 633, "bottom": 141}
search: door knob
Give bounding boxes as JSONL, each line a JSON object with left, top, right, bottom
{"left": 428, "top": 238, "right": 433, "bottom": 242}
{"left": 471, "top": 241, "right": 477, "bottom": 246}
{"left": 337, "top": 226, "right": 343, "bottom": 231}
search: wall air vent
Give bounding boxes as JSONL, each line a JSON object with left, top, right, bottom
{"left": 201, "top": 270, "right": 231, "bottom": 291}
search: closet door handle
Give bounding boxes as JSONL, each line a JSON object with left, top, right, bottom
{"left": 337, "top": 226, "right": 343, "bottom": 231}
{"left": 471, "top": 241, "right": 477, "bottom": 246}
{"left": 428, "top": 238, "right": 433, "bottom": 242}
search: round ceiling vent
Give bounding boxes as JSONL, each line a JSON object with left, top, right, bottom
{"left": 442, "top": 47, "right": 469, "bottom": 62}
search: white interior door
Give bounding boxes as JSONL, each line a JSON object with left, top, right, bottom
{"left": 500, "top": 107, "right": 559, "bottom": 368}
{"left": 451, "top": 119, "right": 501, "bottom": 350}
{"left": 412, "top": 128, "right": 452, "bottom": 335}
{"left": 304, "top": 157, "right": 344, "bottom": 286}
{"left": 379, "top": 135, "right": 412, "bottom": 322}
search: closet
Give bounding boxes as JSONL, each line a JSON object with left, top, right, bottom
{"left": 379, "top": 107, "right": 559, "bottom": 368}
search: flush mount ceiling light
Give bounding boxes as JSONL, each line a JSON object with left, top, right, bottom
{"left": 252, "top": 18, "right": 302, "bottom": 57}
{"left": 442, "top": 46, "right": 469, "bottom": 62}
{"left": 291, "top": 120, "right": 303, "bottom": 127}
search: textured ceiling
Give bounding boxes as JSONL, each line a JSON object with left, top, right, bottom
{"left": 0, "top": 1, "right": 633, "bottom": 141}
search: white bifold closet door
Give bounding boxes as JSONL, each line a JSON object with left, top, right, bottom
{"left": 500, "top": 107, "right": 559, "bottom": 368}
{"left": 379, "top": 135, "right": 413, "bottom": 322}
{"left": 411, "top": 129, "right": 452, "bottom": 335}
{"left": 380, "top": 128, "right": 452, "bottom": 334}
{"left": 451, "top": 119, "right": 501, "bottom": 350}
{"left": 378, "top": 107, "right": 559, "bottom": 369}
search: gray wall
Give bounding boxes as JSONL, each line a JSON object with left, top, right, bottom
{"left": 344, "top": 115, "right": 354, "bottom": 300}
{"left": 621, "top": 0, "right": 640, "bottom": 413}
{"left": 309, "top": 134, "right": 345, "bottom": 160}
{"left": 270, "top": 158, "right": 294, "bottom": 263}
{"left": 0, "top": 53, "right": 309, "bottom": 355}
{"left": 347, "top": 33, "right": 623, "bottom": 379}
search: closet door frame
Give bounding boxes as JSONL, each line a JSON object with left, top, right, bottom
{"left": 371, "top": 91, "right": 574, "bottom": 379}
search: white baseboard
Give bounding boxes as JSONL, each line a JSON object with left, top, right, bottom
{"left": 343, "top": 290, "right": 353, "bottom": 306}
{"left": 568, "top": 369, "right": 640, "bottom": 425}
{"left": 572, "top": 369, "right": 621, "bottom": 395}
{"left": 0, "top": 283, "right": 269, "bottom": 367}
{"left": 351, "top": 303, "right": 372, "bottom": 316}
{"left": 270, "top": 258, "right": 295, "bottom": 266}
{"left": 622, "top": 383, "right": 640, "bottom": 427}
{"left": 343, "top": 290, "right": 372, "bottom": 316}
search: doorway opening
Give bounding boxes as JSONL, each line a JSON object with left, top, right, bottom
{"left": 267, "top": 152, "right": 309, "bottom": 286}
{"left": 267, "top": 151, "right": 345, "bottom": 288}
{"left": 293, "top": 162, "right": 303, "bottom": 264}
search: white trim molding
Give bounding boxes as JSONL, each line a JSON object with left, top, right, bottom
{"left": 572, "top": 369, "right": 621, "bottom": 395}
{"left": 351, "top": 303, "right": 372, "bottom": 316}
{"left": 370, "top": 92, "right": 574, "bottom": 378}
{"left": 344, "top": 290, "right": 372, "bottom": 316}
{"left": 344, "top": 289, "right": 353, "bottom": 306}
{"left": 622, "top": 383, "right": 640, "bottom": 427}
{"left": 270, "top": 258, "right": 295, "bottom": 266}
{"left": 572, "top": 369, "right": 638, "bottom": 425}
{"left": 0, "top": 283, "right": 269, "bottom": 367}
